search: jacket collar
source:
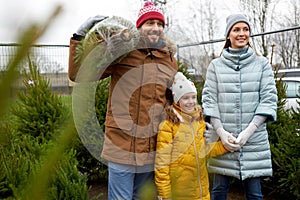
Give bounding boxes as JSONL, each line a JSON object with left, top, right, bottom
{"left": 172, "top": 103, "right": 202, "bottom": 123}
{"left": 221, "top": 46, "right": 256, "bottom": 70}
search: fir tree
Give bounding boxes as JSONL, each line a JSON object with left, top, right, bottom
{"left": 264, "top": 68, "right": 300, "bottom": 199}
{"left": 71, "top": 77, "right": 110, "bottom": 182}
{"left": 12, "top": 57, "right": 66, "bottom": 141}
{"left": 1, "top": 57, "right": 90, "bottom": 199}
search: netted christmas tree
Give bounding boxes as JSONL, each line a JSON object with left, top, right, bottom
{"left": 75, "top": 16, "right": 140, "bottom": 81}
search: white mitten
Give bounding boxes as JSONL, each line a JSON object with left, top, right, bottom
{"left": 236, "top": 122, "right": 257, "bottom": 146}
{"left": 216, "top": 127, "right": 240, "bottom": 152}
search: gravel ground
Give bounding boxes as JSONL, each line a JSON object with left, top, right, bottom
{"left": 88, "top": 181, "right": 248, "bottom": 200}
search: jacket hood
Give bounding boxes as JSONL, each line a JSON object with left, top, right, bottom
{"left": 165, "top": 103, "right": 203, "bottom": 125}
{"left": 136, "top": 30, "right": 177, "bottom": 54}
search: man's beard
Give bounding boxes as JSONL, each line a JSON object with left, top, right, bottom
{"left": 148, "top": 39, "right": 165, "bottom": 49}
{"left": 137, "top": 31, "right": 165, "bottom": 49}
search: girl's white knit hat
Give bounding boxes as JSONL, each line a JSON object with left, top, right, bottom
{"left": 171, "top": 72, "right": 197, "bottom": 103}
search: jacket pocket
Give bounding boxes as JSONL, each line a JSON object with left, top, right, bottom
{"left": 157, "top": 64, "right": 176, "bottom": 79}
{"left": 105, "top": 114, "right": 133, "bottom": 132}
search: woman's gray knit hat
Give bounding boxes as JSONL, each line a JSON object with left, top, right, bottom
{"left": 225, "top": 13, "right": 251, "bottom": 37}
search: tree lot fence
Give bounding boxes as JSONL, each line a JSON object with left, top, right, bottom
{"left": 1, "top": 26, "right": 300, "bottom": 95}
{"left": 176, "top": 26, "right": 300, "bottom": 75}
{"left": 0, "top": 43, "right": 71, "bottom": 95}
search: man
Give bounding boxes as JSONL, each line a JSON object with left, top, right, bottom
{"left": 68, "top": 2, "right": 178, "bottom": 199}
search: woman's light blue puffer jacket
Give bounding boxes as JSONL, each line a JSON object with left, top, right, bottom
{"left": 202, "top": 46, "right": 278, "bottom": 180}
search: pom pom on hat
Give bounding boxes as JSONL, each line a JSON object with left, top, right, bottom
{"left": 172, "top": 72, "right": 197, "bottom": 103}
{"left": 225, "top": 13, "right": 251, "bottom": 37}
{"left": 136, "top": 1, "right": 165, "bottom": 28}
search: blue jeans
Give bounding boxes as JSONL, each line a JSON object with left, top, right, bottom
{"left": 108, "top": 162, "right": 155, "bottom": 200}
{"left": 211, "top": 174, "right": 263, "bottom": 200}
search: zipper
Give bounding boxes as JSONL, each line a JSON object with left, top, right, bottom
{"left": 133, "top": 60, "right": 145, "bottom": 162}
{"left": 190, "top": 122, "right": 202, "bottom": 199}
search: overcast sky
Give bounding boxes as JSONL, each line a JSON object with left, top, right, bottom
{"left": 0, "top": 0, "right": 141, "bottom": 45}
{"left": 0, "top": 0, "right": 291, "bottom": 45}
{"left": 0, "top": 0, "right": 243, "bottom": 45}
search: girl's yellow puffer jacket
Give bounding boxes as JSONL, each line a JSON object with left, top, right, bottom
{"left": 155, "top": 103, "right": 227, "bottom": 200}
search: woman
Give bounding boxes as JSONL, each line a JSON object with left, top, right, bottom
{"left": 202, "top": 13, "right": 277, "bottom": 200}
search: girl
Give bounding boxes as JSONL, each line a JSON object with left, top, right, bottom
{"left": 155, "top": 72, "right": 228, "bottom": 200}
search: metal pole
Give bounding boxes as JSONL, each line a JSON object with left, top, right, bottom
{"left": 176, "top": 44, "right": 180, "bottom": 61}
{"left": 178, "top": 25, "right": 300, "bottom": 49}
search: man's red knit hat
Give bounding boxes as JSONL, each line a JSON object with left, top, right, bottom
{"left": 136, "top": 1, "right": 165, "bottom": 28}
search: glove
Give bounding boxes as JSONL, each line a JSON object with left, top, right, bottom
{"left": 76, "top": 15, "right": 108, "bottom": 36}
{"left": 204, "top": 122, "right": 219, "bottom": 143}
{"left": 216, "top": 127, "right": 240, "bottom": 152}
{"left": 235, "top": 122, "right": 257, "bottom": 146}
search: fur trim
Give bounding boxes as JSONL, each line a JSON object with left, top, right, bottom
{"left": 165, "top": 105, "right": 203, "bottom": 125}
{"left": 136, "top": 30, "right": 177, "bottom": 53}
{"left": 165, "top": 106, "right": 181, "bottom": 125}
{"left": 197, "top": 105, "right": 204, "bottom": 121}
